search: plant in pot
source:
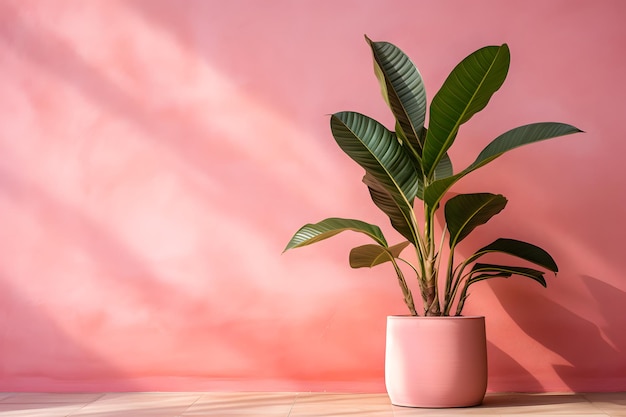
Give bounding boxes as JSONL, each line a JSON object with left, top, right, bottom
{"left": 283, "top": 36, "right": 582, "bottom": 408}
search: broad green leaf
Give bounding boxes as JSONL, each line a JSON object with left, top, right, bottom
{"left": 424, "top": 122, "right": 583, "bottom": 210}
{"left": 349, "top": 241, "right": 411, "bottom": 268}
{"left": 434, "top": 153, "right": 453, "bottom": 180}
{"left": 445, "top": 193, "right": 507, "bottom": 248}
{"left": 469, "top": 123, "right": 584, "bottom": 171}
{"left": 469, "top": 263, "right": 547, "bottom": 287}
{"left": 394, "top": 121, "right": 425, "bottom": 168}
{"left": 331, "top": 111, "right": 419, "bottom": 209}
{"left": 423, "top": 44, "right": 510, "bottom": 178}
{"left": 395, "top": 123, "right": 427, "bottom": 198}
{"left": 284, "top": 218, "right": 387, "bottom": 252}
{"left": 367, "top": 36, "right": 427, "bottom": 155}
{"left": 424, "top": 172, "right": 464, "bottom": 212}
{"left": 363, "top": 173, "right": 416, "bottom": 244}
{"left": 466, "top": 238, "right": 558, "bottom": 273}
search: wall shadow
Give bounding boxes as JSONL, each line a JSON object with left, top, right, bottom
{"left": 489, "top": 275, "right": 626, "bottom": 391}
{"left": 0, "top": 162, "right": 189, "bottom": 391}
{"left": 0, "top": 2, "right": 353, "bottom": 389}
{"left": 0, "top": 0, "right": 342, "bottom": 253}
{"left": 0, "top": 154, "right": 308, "bottom": 390}
{"left": 486, "top": 341, "right": 543, "bottom": 392}
{"left": 8, "top": 0, "right": 620, "bottom": 393}
{"left": 0, "top": 1, "right": 213, "bottom": 191}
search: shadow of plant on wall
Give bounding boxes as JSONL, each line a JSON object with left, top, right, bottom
{"left": 489, "top": 275, "right": 626, "bottom": 391}
{"left": 486, "top": 341, "right": 543, "bottom": 392}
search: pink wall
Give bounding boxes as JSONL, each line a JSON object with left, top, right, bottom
{"left": 0, "top": 0, "right": 624, "bottom": 392}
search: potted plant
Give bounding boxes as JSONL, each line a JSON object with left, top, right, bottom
{"left": 283, "top": 36, "right": 582, "bottom": 408}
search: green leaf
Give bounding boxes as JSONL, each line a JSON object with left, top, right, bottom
{"left": 434, "top": 153, "right": 453, "bottom": 180}
{"left": 284, "top": 218, "right": 387, "bottom": 252}
{"left": 468, "top": 238, "right": 558, "bottom": 273}
{"left": 330, "top": 112, "right": 419, "bottom": 243}
{"left": 468, "top": 122, "right": 585, "bottom": 171}
{"left": 331, "top": 112, "right": 419, "bottom": 201}
{"left": 363, "top": 173, "right": 416, "bottom": 245}
{"left": 423, "top": 44, "right": 510, "bottom": 178}
{"left": 445, "top": 193, "right": 507, "bottom": 248}
{"left": 366, "top": 36, "right": 427, "bottom": 156}
{"left": 469, "top": 263, "right": 547, "bottom": 287}
{"left": 395, "top": 123, "right": 427, "bottom": 199}
{"left": 349, "top": 241, "right": 411, "bottom": 268}
{"left": 424, "top": 122, "right": 583, "bottom": 211}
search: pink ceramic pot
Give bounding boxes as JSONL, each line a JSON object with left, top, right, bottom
{"left": 385, "top": 315, "right": 487, "bottom": 408}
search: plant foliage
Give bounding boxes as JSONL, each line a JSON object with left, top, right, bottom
{"left": 284, "top": 37, "right": 583, "bottom": 316}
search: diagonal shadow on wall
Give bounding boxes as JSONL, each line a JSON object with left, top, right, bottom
{"left": 489, "top": 275, "right": 626, "bottom": 391}
{"left": 0, "top": 162, "right": 184, "bottom": 390}
{"left": 486, "top": 341, "right": 543, "bottom": 392}
{"left": 0, "top": 0, "right": 338, "bottom": 252}
{"left": 0, "top": 2, "right": 344, "bottom": 389}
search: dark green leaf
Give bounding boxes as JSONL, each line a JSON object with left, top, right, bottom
{"left": 367, "top": 36, "right": 427, "bottom": 156}
{"left": 469, "top": 263, "right": 547, "bottom": 287}
{"left": 434, "top": 153, "right": 453, "bottom": 180}
{"left": 424, "top": 122, "right": 583, "bottom": 210}
{"left": 469, "top": 238, "right": 558, "bottom": 273}
{"left": 363, "top": 173, "right": 416, "bottom": 245}
{"left": 331, "top": 112, "right": 419, "bottom": 228}
{"left": 395, "top": 123, "right": 426, "bottom": 199}
{"left": 468, "top": 123, "right": 584, "bottom": 171}
{"left": 331, "top": 112, "right": 419, "bottom": 200}
{"left": 445, "top": 193, "right": 507, "bottom": 248}
{"left": 423, "top": 44, "right": 510, "bottom": 177}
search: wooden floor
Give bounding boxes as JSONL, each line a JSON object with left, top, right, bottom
{"left": 0, "top": 392, "right": 624, "bottom": 416}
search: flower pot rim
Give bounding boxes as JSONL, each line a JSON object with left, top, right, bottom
{"left": 387, "top": 315, "right": 484, "bottom": 320}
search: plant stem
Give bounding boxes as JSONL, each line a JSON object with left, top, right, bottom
{"left": 444, "top": 259, "right": 473, "bottom": 316}
{"left": 455, "top": 279, "right": 471, "bottom": 316}
{"left": 390, "top": 257, "right": 417, "bottom": 315}
{"left": 442, "top": 227, "right": 455, "bottom": 313}
{"left": 406, "top": 205, "right": 429, "bottom": 313}
{"left": 423, "top": 210, "right": 441, "bottom": 316}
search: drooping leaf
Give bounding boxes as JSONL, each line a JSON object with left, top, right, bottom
{"left": 366, "top": 36, "right": 427, "bottom": 156}
{"left": 467, "top": 238, "right": 558, "bottom": 273}
{"left": 284, "top": 218, "right": 387, "bottom": 252}
{"left": 469, "top": 263, "right": 547, "bottom": 287}
{"left": 363, "top": 173, "right": 416, "bottom": 244}
{"left": 424, "top": 122, "right": 583, "bottom": 211}
{"left": 423, "top": 44, "right": 510, "bottom": 178}
{"left": 445, "top": 193, "right": 507, "bottom": 248}
{"left": 349, "top": 241, "right": 411, "bottom": 268}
